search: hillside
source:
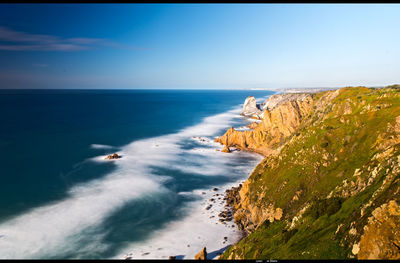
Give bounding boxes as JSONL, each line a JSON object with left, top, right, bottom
{"left": 216, "top": 85, "right": 400, "bottom": 259}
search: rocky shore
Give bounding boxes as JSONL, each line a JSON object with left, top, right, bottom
{"left": 214, "top": 85, "right": 400, "bottom": 260}
{"left": 189, "top": 90, "right": 338, "bottom": 259}
{"left": 179, "top": 92, "right": 321, "bottom": 259}
{"left": 215, "top": 92, "right": 316, "bottom": 236}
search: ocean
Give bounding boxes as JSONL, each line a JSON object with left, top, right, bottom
{"left": 0, "top": 89, "right": 274, "bottom": 259}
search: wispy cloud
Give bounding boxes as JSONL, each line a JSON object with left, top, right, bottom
{"left": 0, "top": 26, "right": 145, "bottom": 51}
{"left": 0, "top": 43, "right": 91, "bottom": 51}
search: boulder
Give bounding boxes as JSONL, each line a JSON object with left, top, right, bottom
{"left": 194, "top": 247, "right": 207, "bottom": 260}
{"left": 105, "top": 153, "right": 121, "bottom": 160}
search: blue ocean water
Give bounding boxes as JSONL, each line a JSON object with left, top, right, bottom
{"left": 0, "top": 89, "right": 273, "bottom": 259}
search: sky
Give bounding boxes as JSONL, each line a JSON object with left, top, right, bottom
{"left": 0, "top": 4, "right": 399, "bottom": 89}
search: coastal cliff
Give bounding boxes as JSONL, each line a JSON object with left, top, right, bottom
{"left": 217, "top": 85, "right": 400, "bottom": 259}
{"left": 215, "top": 93, "right": 315, "bottom": 156}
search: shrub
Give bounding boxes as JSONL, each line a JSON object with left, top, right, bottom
{"left": 307, "top": 197, "right": 344, "bottom": 219}
{"left": 320, "top": 142, "right": 329, "bottom": 148}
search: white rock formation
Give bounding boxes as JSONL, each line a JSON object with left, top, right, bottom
{"left": 241, "top": 96, "right": 262, "bottom": 118}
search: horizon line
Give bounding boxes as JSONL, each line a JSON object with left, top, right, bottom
{"left": 0, "top": 85, "right": 394, "bottom": 91}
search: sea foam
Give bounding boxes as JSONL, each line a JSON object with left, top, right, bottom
{"left": 90, "top": 144, "right": 115, "bottom": 150}
{"left": 116, "top": 179, "right": 251, "bottom": 259}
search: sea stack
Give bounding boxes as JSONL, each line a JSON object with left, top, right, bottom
{"left": 241, "top": 96, "right": 263, "bottom": 119}
{"left": 194, "top": 247, "right": 207, "bottom": 260}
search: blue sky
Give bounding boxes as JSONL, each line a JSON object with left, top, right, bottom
{"left": 0, "top": 4, "right": 399, "bottom": 89}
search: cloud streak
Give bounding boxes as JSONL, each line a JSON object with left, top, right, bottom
{"left": 0, "top": 26, "right": 144, "bottom": 51}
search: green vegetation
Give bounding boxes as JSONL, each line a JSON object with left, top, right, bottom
{"left": 221, "top": 86, "right": 400, "bottom": 259}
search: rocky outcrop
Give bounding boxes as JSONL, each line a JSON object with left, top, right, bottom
{"left": 215, "top": 93, "right": 315, "bottom": 156}
{"left": 241, "top": 96, "right": 263, "bottom": 119}
{"left": 221, "top": 145, "right": 231, "bottom": 153}
{"left": 358, "top": 200, "right": 400, "bottom": 259}
{"left": 262, "top": 93, "right": 313, "bottom": 111}
{"left": 225, "top": 176, "right": 283, "bottom": 233}
{"left": 246, "top": 122, "right": 259, "bottom": 130}
{"left": 194, "top": 247, "right": 207, "bottom": 260}
{"left": 105, "top": 153, "right": 121, "bottom": 159}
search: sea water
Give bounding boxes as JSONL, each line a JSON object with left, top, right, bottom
{"left": 0, "top": 89, "right": 274, "bottom": 259}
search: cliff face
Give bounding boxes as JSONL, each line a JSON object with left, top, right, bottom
{"left": 219, "top": 86, "right": 400, "bottom": 260}
{"left": 215, "top": 93, "right": 315, "bottom": 156}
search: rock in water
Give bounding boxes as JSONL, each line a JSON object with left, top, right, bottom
{"left": 194, "top": 247, "right": 207, "bottom": 260}
{"left": 221, "top": 145, "right": 231, "bottom": 153}
{"left": 105, "top": 153, "right": 121, "bottom": 160}
{"left": 241, "top": 96, "right": 262, "bottom": 118}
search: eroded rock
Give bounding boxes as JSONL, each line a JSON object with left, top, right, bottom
{"left": 194, "top": 247, "right": 207, "bottom": 260}
{"left": 105, "top": 153, "right": 121, "bottom": 160}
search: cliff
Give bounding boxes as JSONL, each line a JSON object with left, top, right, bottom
{"left": 215, "top": 93, "right": 315, "bottom": 156}
{"left": 217, "top": 85, "right": 400, "bottom": 259}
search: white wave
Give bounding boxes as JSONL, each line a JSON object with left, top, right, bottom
{"left": 115, "top": 179, "right": 252, "bottom": 260}
{"left": 115, "top": 151, "right": 263, "bottom": 260}
{"left": 0, "top": 171, "right": 167, "bottom": 258}
{"left": 171, "top": 149, "right": 256, "bottom": 177}
{"left": 0, "top": 134, "right": 185, "bottom": 258}
{"left": 235, "top": 126, "right": 251, "bottom": 131}
{"left": 90, "top": 144, "right": 115, "bottom": 150}
{"left": 179, "top": 108, "right": 241, "bottom": 138}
